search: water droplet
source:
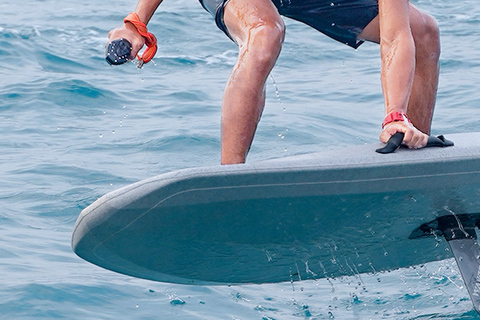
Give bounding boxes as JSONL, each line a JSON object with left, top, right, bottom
{"left": 112, "top": 130, "right": 116, "bottom": 134}
{"left": 169, "top": 298, "right": 186, "bottom": 306}
{"left": 99, "top": 134, "right": 103, "bottom": 138}
{"left": 303, "top": 304, "right": 312, "bottom": 317}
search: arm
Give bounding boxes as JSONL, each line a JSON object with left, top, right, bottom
{"left": 107, "top": 0, "right": 164, "bottom": 60}
{"left": 378, "top": 0, "right": 428, "bottom": 148}
{"left": 132, "top": 0, "right": 164, "bottom": 23}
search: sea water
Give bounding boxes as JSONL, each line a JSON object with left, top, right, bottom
{"left": 1, "top": 0, "right": 479, "bottom": 319}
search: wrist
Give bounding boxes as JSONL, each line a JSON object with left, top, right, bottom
{"left": 124, "top": 21, "right": 140, "bottom": 34}
{"left": 123, "top": 12, "right": 157, "bottom": 64}
{"left": 382, "top": 111, "right": 411, "bottom": 128}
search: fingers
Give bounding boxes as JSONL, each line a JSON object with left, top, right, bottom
{"left": 403, "top": 127, "right": 428, "bottom": 149}
{"left": 107, "top": 25, "right": 145, "bottom": 60}
{"left": 380, "top": 122, "right": 428, "bottom": 149}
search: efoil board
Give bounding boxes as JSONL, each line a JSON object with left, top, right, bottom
{"left": 72, "top": 132, "right": 480, "bottom": 285}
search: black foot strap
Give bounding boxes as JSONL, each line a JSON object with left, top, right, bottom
{"left": 376, "top": 132, "right": 454, "bottom": 154}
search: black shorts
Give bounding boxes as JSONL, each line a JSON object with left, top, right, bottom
{"left": 199, "top": 0, "right": 379, "bottom": 49}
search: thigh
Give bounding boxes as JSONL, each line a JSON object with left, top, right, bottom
{"left": 223, "top": 0, "right": 284, "bottom": 45}
{"left": 359, "top": 3, "right": 435, "bottom": 44}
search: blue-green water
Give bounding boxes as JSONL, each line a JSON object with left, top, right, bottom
{"left": 1, "top": 0, "right": 479, "bottom": 318}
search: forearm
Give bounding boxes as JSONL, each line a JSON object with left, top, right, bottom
{"left": 377, "top": 0, "right": 430, "bottom": 149}
{"left": 379, "top": 0, "right": 415, "bottom": 115}
{"left": 133, "top": 0, "right": 164, "bottom": 24}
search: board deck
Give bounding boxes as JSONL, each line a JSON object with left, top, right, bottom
{"left": 72, "top": 132, "right": 480, "bottom": 285}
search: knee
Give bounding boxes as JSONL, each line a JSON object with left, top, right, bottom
{"left": 245, "top": 19, "right": 285, "bottom": 65}
{"left": 414, "top": 14, "right": 441, "bottom": 60}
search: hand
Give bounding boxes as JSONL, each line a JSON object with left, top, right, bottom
{"left": 380, "top": 121, "right": 428, "bottom": 149}
{"left": 107, "top": 23, "right": 145, "bottom": 61}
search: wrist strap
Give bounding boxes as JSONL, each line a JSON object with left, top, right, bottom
{"left": 124, "top": 13, "right": 157, "bottom": 64}
{"left": 382, "top": 111, "right": 411, "bottom": 128}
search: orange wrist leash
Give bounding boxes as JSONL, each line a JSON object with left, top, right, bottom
{"left": 124, "top": 12, "right": 157, "bottom": 65}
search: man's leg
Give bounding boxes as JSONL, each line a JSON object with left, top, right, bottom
{"left": 221, "top": 0, "right": 285, "bottom": 164}
{"left": 359, "top": 4, "right": 440, "bottom": 134}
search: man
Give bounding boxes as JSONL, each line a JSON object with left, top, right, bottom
{"left": 108, "top": 0, "right": 440, "bottom": 164}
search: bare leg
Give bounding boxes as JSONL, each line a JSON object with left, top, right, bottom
{"left": 406, "top": 8, "right": 440, "bottom": 134}
{"left": 221, "top": 0, "right": 285, "bottom": 164}
{"left": 359, "top": 4, "right": 440, "bottom": 134}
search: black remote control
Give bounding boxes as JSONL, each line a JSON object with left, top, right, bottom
{"left": 105, "top": 38, "right": 132, "bottom": 65}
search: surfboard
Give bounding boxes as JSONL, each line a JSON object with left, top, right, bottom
{"left": 72, "top": 132, "right": 480, "bottom": 291}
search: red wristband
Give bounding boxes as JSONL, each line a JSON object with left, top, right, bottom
{"left": 382, "top": 111, "right": 411, "bottom": 128}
